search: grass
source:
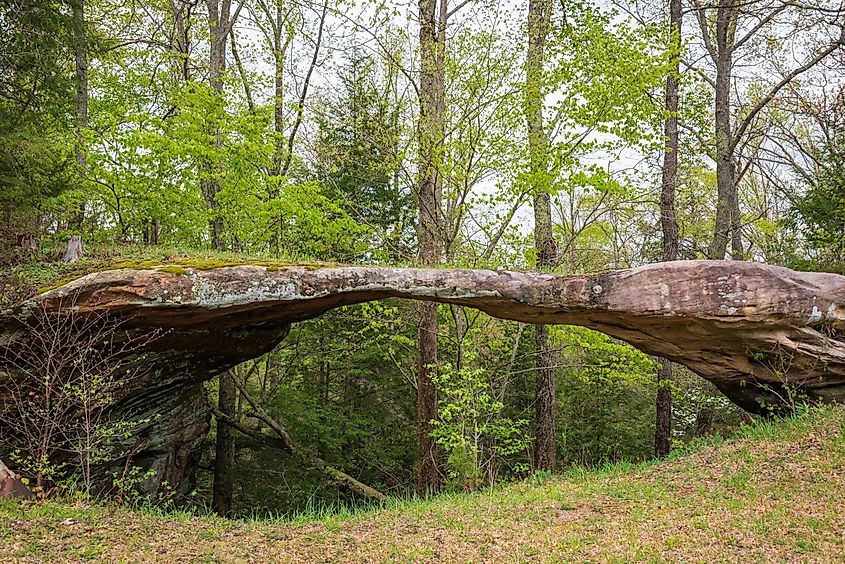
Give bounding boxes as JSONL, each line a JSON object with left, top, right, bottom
{"left": 3, "top": 405, "right": 845, "bottom": 561}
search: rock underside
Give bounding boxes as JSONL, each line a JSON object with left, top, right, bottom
{"left": 1, "top": 260, "right": 843, "bottom": 496}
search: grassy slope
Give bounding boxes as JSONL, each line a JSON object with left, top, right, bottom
{"left": 2, "top": 407, "right": 845, "bottom": 562}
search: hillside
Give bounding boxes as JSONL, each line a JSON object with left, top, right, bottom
{"left": 2, "top": 406, "right": 844, "bottom": 562}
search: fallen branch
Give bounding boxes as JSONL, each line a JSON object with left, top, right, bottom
{"left": 208, "top": 382, "right": 387, "bottom": 502}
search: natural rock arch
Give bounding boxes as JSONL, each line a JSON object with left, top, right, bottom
{"left": 2, "top": 259, "right": 844, "bottom": 495}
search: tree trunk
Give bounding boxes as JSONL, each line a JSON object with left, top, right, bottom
{"left": 415, "top": 0, "right": 446, "bottom": 495}
{"left": 655, "top": 0, "right": 682, "bottom": 458}
{"left": 168, "top": 0, "right": 192, "bottom": 81}
{"left": 708, "top": 0, "right": 737, "bottom": 260}
{"left": 533, "top": 325, "right": 556, "bottom": 469}
{"left": 61, "top": 235, "right": 84, "bottom": 264}
{"left": 213, "top": 372, "right": 236, "bottom": 516}
{"left": 730, "top": 182, "right": 743, "bottom": 259}
{"left": 416, "top": 302, "right": 439, "bottom": 493}
{"left": 272, "top": 1, "right": 285, "bottom": 175}
{"left": 70, "top": 0, "right": 88, "bottom": 231}
{"left": 660, "top": 0, "right": 681, "bottom": 266}
{"left": 202, "top": 0, "right": 234, "bottom": 251}
{"left": 526, "top": 0, "right": 556, "bottom": 472}
{"left": 655, "top": 357, "right": 673, "bottom": 456}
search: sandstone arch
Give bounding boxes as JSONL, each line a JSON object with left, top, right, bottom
{"left": 2, "top": 259, "right": 844, "bottom": 494}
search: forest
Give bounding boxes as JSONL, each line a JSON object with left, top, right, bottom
{"left": 1, "top": 0, "right": 845, "bottom": 558}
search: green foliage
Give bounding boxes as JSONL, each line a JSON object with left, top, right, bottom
{"left": 314, "top": 51, "right": 414, "bottom": 257}
{"left": 0, "top": 0, "right": 75, "bottom": 230}
{"left": 223, "top": 303, "right": 419, "bottom": 516}
{"left": 430, "top": 354, "right": 531, "bottom": 491}
{"left": 556, "top": 364, "right": 657, "bottom": 466}
{"left": 110, "top": 466, "right": 159, "bottom": 508}
{"left": 788, "top": 129, "right": 845, "bottom": 273}
{"left": 552, "top": 326, "right": 657, "bottom": 385}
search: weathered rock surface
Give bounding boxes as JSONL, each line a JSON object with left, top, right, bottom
{"left": 2, "top": 260, "right": 844, "bottom": 494}
{"left": 0, "top": 458, "right": 33, "bottom": 499}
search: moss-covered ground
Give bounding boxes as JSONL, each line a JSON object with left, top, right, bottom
{"left": 0, "top": 244, "right": 338, "bottom": 306}
{"left": 2, "top": 405, "right": 844, "bottom": 562}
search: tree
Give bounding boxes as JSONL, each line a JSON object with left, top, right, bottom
{"left": 71, "top": 0, "right": 88, "bottom": 173}
{"left": 313, "top": 51, "right": 413, "bottom": 256}
{"left": 691, "top": 0, "right": 844, "bottom": 259}
{"left": 202, "top": 0, "right": 244, "bottom": 250}
{"left": 655, "top": 0, "right": 682, "bottom": 458}
{"left": 0, "top": 0, "right": 74, "bottom": 245}
{"left": 525, "top": 0, "right": 557, "bottom": 472}
{"left": 790, "top": 123, "right": 845, "bottom": 271}
{"left": 212, "top": 372, "right": 237, "bottom": 515}
{"left": 203, "top": 0, "right": 245, "bottom": 510}
{"left": 415, "top": 0, "right": 447, "bottom": 495}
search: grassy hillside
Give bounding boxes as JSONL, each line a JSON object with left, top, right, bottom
{"left": 2, "top": 405, "right": 844, "bottom": 562}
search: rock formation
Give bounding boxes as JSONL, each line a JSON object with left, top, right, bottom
{"left": 1, "top": 260, "right": 843, "bottom": 496}
{"left": 0, "top": 458, "right": 33, "bottom": 499}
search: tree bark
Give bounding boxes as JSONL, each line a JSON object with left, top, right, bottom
{"left": 72, "top": 0, "right": 88, "bottom": 172}
{"left": 269, "top": 0, "right": 287, "bottom": 175}
{"left": 730, "top": 185, "right": 743, "bottom": 259}
{"left": 230, "top": 31, "right": 255, "bottom": 115}
{"left": 212, "top": 372, "right": 236, "bottom": 516}
{"left": 202, "top": 0, "right": 242, "bottom": 250}
{"left": 655, "top": 357, "right": 673, "bottom": 457}
{"left": 70, "top": 0, "right": 89, "bottom": 231}
{"left": 525, "top": 0, "right": 556, "bottom": 472}
{"left": 61, "top": 235, "right": 84, "bottom": 264}
{"left": 168, "top": 0, "right": 192, "bottom": 81}
{"left": 655, "top": 0, "right": 682, "bottom": 458}
{"left": 414, "top": 0, "right": 446, "bottom": 495}
{"left": 708, "top": 0, "right": 737, "bottom": 260}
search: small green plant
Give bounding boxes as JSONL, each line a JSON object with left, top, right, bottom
{"left": 0, "top": 296, "right": 159, "bottom": 494}
{"left": 111, "top": 465, "right": 158, "bottom": 508}
{"left": 430, "top": 355, "right": 531, "bottom": 491}
{"left": 748, "top": 345, "right": 815, "bottom": 415}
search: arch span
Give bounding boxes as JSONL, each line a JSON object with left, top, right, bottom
{"left": 3, "top": 259, "right": 845, "bottom": 494}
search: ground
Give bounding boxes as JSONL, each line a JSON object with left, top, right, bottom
{"left": 2, "top": 406, "right": 844, "bottom": 562}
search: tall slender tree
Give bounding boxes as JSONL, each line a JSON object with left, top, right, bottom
{"left": 525, "top": 0, "right": 556, "bottom": 471}
{"left": 213, "top": 372, "right": 236, "bottom": 515}
{"left": 415, "top": 0, "right": 448, "bottom": 494}
{"left": 71, "top": 0, "right": 88, "bottom": 172}
{"left": 205, "top": 0, "right": 244, "bottom": 516}
{"left": 655, "top": 0, "right": 682, "bottom": 458}
{"left": 202, "top": 0, "right": 243, "bottom": 250}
